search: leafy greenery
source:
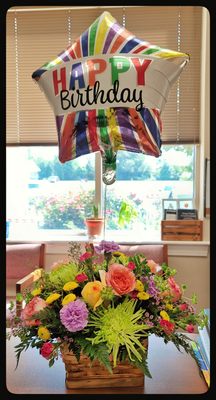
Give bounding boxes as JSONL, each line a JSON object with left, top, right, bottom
{"left": 76, "top": 336, "right": 112, "bottom": 373}
{"left": 118, "top": 200, "right": 138, "bottom": 228}
{"left": 30, "top": 145, "right": 193, "bottom": 182}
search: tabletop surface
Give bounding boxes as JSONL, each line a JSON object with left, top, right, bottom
{"left": 6, "top": 332, "right": 208, "bottom": 395}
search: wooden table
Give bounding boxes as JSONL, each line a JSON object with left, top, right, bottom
{"left": 6, "top": 332, "right": 208, "bottom": 394}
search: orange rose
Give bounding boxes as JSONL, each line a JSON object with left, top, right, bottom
{"left": 21, "top": 296, "right": 47, "bottom": 326}
{"left": 106, "top": 263, "right": 136, "bottom": 295}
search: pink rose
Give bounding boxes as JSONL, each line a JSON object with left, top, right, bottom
{"left": 21, "top": 296, "right": 47, "bottom": 326}
{"left": 40, "top": 342, "right": 54, "bottom": 359}
{"left": 186, "top": 324, "right": 195, "bottom": 333}
{"left": 147, "top": 259, "right": 162, "bottom": 274}
{"left": 106, "top": 263, "right": 136, "bottom": 295}
{"left": 168, "top": 277, "right": 182, "bottom": 302}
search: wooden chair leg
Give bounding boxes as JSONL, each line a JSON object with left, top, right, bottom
{"left": 16, "top": 300, "right": 23, "bottom": 317}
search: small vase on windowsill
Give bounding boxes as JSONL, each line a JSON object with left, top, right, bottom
{"left": 85, "top": 204, "right": 104, "bottom": 239}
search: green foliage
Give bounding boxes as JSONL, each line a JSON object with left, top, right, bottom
{"left": 130, "top": 254, "right": 150, "bottom": 277}
{"left": 191, "top": 293, "right": 198, "bottom": 304}
{"left": 76, "top": 336, "right": 112, "bottom": 373}
{"left": 16, "top": 293, "right": 23, "bottom": 302}
{"left": 32, "top": 189, "right": 94, "bottom": 229}
{"left": 93, "top": 204, "right": 99, "bottom": 218}
{"left": 118, "top": 200, "right": 138, "bottom": 228}
{"left": 167, "top": 333, "right": 196, "bottom": 361}
{"left": 130, "top": 351, "right": 152, "bottom": 378}
{"left": 161, "top": 263, "right": 176, "bottom": 278}
{"left": 33, "top": 155, "right": 94, "bottom": 181}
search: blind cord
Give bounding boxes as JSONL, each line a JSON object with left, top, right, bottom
{"left": 176, "top": 8, "right": 181, "bottom": 143}
{"left": 14, "top": 14, "right": 20, "bottom": 143}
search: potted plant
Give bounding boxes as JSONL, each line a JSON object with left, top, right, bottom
{"left": 85, "top": 203, "right": 104, "bottom": 238}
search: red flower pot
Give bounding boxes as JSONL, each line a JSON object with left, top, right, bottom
{"left": 85, "top": 218, "right": 104, "bottom": 238}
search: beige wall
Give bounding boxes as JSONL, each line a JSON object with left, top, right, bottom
{"left": 169, "top": 254, "right": 210, "bottom": 312}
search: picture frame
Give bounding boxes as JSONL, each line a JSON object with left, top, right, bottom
{"left": 177, "top": 209, "right": 198, "bottom": 220}
{"left": 162, "top": 199, "right": 179, "bottom": 211}
{"left": 164, "top": 209, "right": 177, "bottom": 220}
{"left": 179, "top": 199, "right": 194, "bottom": 209}
{"left": 162, "top": 198, "right": 194, "bottom": 221}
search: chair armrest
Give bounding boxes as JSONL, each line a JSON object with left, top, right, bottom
{"left": 16, "top": 268, "right": 43, "bottom": 293}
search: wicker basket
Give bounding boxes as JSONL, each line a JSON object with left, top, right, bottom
{"left": 61, "top": 339, "right": 148, "bottom": 389}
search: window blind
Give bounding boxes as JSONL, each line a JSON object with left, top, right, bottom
{"left": 6, "top": 6, "right": 202, "bottom": 145}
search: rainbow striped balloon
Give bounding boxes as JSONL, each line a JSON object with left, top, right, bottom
{"left": 32, "top": 11, "right": 189, "bottom": 184}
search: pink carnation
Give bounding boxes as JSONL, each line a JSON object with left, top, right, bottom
{"left": 75, "top": 273, "right": 88, "bottom": 283}
{"left": 127, "top": 262, "right": 136, "bottom": 270}
{"left": 179, "top": 303, "right": 188, "bottom": 311}
{"left": 186, "top": 324, "right": 195, "bottom": 333}
{"left": 40, "top": 342, "right": 54, "bottom": 359}
{"left": 159, "top": 319, "right": 175, "bottom": 335}
{"left": 106, "top": 263, "right": 136, "bottom": 295}
{"left": 79, "top": 252, "right": 92, "bottom": 262}
{"left": 21, "top": 296, "right": 47, "bottom": 326}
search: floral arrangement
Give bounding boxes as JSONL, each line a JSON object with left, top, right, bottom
{"left": 7, "top": 240, "right": 208, "bottom": 378}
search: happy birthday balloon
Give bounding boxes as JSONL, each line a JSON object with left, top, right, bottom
{"left": 32, "top": 11, "right": 189, "bottom": 185}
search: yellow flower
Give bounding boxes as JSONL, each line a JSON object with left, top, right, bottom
{"left": 112, "top": 251, "right": 125, "bottom": 257}
{"left": 165, "top": 303, "right": 174, "bottom": 310}
{"left": 81, "top": 281, "right": 103, "bottom": 310}
{"left": 63, "top": 281, "right": 79, "bottom": 291}
{"left": 113, "top": 252, "right": 129, "bottom": 265}
{"left": 46, "top": 293, "right": 61, "bottom": 304}
{"left": 160, "top": 310, "right": 170, "bottom": 321}
{"left": 137, "top": 291, "right": 150, "bottom": 300}
{"left": 135, "top": 280, "right": 144, "bottom": 292}
{"left": 38, "top": 326, "right": 51, "bottom": 341}
{"left": 62, "top": 293, "right": 76, "bottom": 305}
{"left": 31, "top": 288, "right": 42, "bottom": 296}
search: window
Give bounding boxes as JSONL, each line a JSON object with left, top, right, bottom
{"left": 6, "top": 6, "right": 202, "bottom": 242}
{"left": 6, "top": 145, "right": 195, "bottom": 241}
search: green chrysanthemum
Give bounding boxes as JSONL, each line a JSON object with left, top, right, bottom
{"left": 48, "top": 262, "right": 84, "bottom": 287}
{"left": 88, "top": 299, "right": 149, "bottom": 367}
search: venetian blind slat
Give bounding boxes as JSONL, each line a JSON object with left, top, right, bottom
{"left": 6, "top": 6, "right": 201, "bottom": 145}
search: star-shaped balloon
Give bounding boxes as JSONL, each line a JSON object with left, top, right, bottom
{"left": 32, "top": 11, "right": 189, "bottom": 184}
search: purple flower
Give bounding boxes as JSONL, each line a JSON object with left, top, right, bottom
{"left": 60, "top": 299, "right": 89, "bottom": 332}
{"left": 94, "top": 240, "right": 120, "bottom": 254}
{"left": 147, "top": 278, "right": 159, "bottom": 297}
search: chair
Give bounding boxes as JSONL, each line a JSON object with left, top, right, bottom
{"left": 6, "top": 243, "right": 45, "bottom": 318}
{"left": 118, "top": 243, "right": 168, "bottom": 265}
